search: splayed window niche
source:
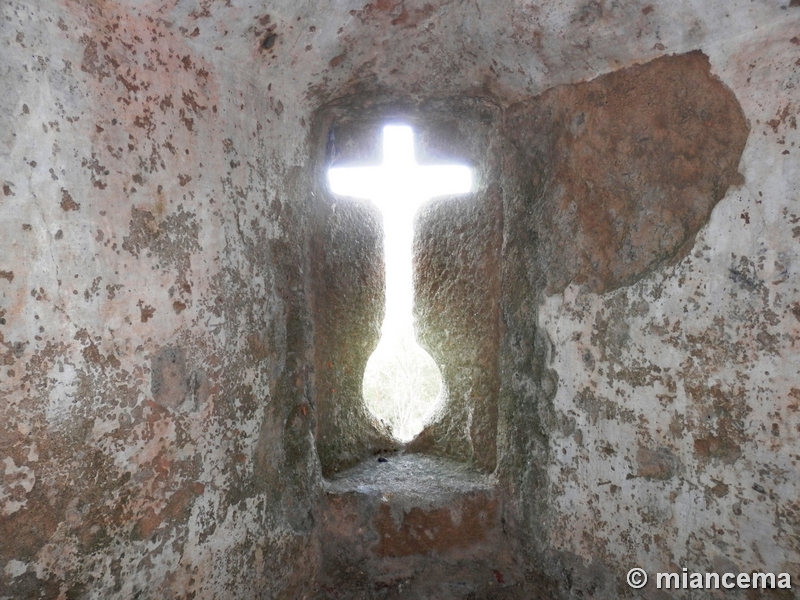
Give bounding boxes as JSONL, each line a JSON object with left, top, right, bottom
{"left": 328, "top": 125, "right": 472, "bottom": 441}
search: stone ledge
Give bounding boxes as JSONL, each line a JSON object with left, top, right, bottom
{"left": 317, "top": 454, "right": 521, "bottom": 598}
{"left": 325, "top": 454, "right": 493, "bottom": 507}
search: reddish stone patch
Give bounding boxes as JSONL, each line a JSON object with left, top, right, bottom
{"left": 0, "top": 270, "right": 13, "bottom": 282}
{"left": 79, "top": 339, "right": 121, "bottom": 370}
{"left": 0, "top": 485, "right": 69, "bottom": 563}
{"left": 328, "top": 53, "right": 347, "bottom": 68}
{"left": 505, "top": 51, "right": 749, "bottom": 295}
{"left": 686, "top": 383, "right": 747, "bottom": 465}
{"left": 247, "top": 333, "right": 270, "bottom": 361}
{"left": 767, "top": 104, "right": 797, "bottom": 133}
{"left": 132, "top": 483, "right": 205, "bottom": 541}
{"left": 375, "top": 493, "right": 497, "bottom": 557}
{"left": 138, "top": 301, "right": 155, "bottom": 322}
{"left": 79, "top": 34, "right": 111, "bottom": 82}
{"left": 182, "top": 90, "right": 206, "bottom": 114}
{"left": 636, "top": 445, "right": 679, "bottom": 480}
{"left": 356, "top": 0, "right": 441, "bottom": 28}
{"left": 60, "top": 188, "right": 80, "bottom": 211}
{"left": 694, "top": 435, "right": 742, "bottom": 464}
{"left": 711, "top": 481, "right": 729, "bottom": 497}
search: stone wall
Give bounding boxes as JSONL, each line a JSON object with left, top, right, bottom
{"left": 499, "top": 31, "right": 800, "bottom": 600}
{"left": 2, "top": 0, "right": 799, "bottom": 598}
{"left": 1, "top": 1, "right": 318, "bottom": 597}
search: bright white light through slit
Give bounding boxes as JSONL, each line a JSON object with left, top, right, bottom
{"left": 328, "top": 125, "right": 472, "bottom": 441}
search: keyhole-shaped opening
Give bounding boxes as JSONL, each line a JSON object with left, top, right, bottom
{"left": 328, "top": 125, "right": 472, "bottom": 441}
{"left": 361, "top": 308, "right": 442, "bottom": 442}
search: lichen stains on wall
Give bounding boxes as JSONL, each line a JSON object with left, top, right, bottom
{"left": 532, "top": 22, "right": 800, "bottom": 596}
{"left": 1, "top": 1, "right": 317, "bottom": 597}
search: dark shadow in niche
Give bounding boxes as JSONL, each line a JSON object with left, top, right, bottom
{"left": 310, "top": 96, "right": 503, "bottom": 476}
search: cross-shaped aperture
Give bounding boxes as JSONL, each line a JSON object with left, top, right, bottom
{"left": 328, "top": 125, "right": 473, "bottom": 331}
{"left": 327, "top": 125, "right": 473, "bottom": 440}
{"left": 328, "top": 126, "right": 471, "bottom": 215}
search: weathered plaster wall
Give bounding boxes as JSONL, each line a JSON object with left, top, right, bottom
{"left": 1, "top": 1, "right": 318, "bottom": 597}
{"left": 491, "top": 20, "right": 800, "bottom": 600}
{"left": 528, "top": 21, "right": 800, "bottom": 597}
{"left": 2, "top": 0, "right": 799, "bottom": 598}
